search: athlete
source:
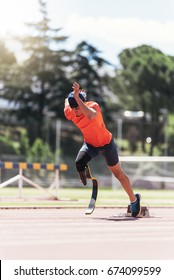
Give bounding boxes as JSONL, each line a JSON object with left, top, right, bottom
{"left": 64, "top": 82, "right": 141, "bottom": 217}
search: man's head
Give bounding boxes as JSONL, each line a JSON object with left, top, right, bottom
{"left": 68, "top": 92, "right": 86, "bottom": 108}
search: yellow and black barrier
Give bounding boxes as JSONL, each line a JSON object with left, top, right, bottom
{"left": 0, "top": 162, "right": 68, "bottom": 199}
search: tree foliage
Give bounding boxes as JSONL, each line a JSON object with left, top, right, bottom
{"left": 0, "top": 41, "right": 16, "bottom": 65}
{"left": 110, "top": 44, "right": 174, "bottom": 155}
{"left": 1, "top": 1, "right": 174, "bottom": 157}
{"left": 1, "top": 0, "right": 112, "bottom": 147}
{"left": 70, "top": 40, "right": 112, "bottom": 119}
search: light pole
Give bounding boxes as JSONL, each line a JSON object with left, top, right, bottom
{"left": 55, "top": 119, "right": 61, "bottom": 164}
{"left": 117, "top": 118, "right": 122, "bottom": 153}
{"left": 159, "top": 108, "right": 168, "bottom": 157}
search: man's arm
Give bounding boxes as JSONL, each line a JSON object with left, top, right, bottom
{"left": 64, "top": 98, "right": 73, "bottom": 120}
{"left": 64, "top": 98, "right": 69, "bottom": 108}
{"left": 73, "top": 82, "right": 97, "bottom": 120}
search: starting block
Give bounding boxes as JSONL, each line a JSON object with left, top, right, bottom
{"left": 127, "top": 205, "right": 150, "bottom": 218}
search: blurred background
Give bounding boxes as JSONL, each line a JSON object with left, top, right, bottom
{"left": 0, "top": 0, "right": 174, "bottom": 191}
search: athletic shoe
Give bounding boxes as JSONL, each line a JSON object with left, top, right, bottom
{"left": 130, "top": 194, "right": 141, "bottom": 217}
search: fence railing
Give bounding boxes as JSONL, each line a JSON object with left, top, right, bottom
{"left": 0, "top": 162, "right": 68, "bottom": 199}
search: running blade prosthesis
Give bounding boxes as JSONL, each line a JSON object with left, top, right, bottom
{"left": 85, "top": 166, "right": 98, "bottom": 215}
{"left": 127, "top": 205, "right": 150, "bottom": 218}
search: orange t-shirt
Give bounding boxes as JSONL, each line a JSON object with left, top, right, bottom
{"left": 64, "top": 101, "right": 112, "bottom": 147}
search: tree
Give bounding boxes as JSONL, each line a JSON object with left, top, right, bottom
{"left": 1, "top": 1, "right": 115, "bottom": 155}
{"left": 70, "top": 40, "right": 113, "bottom": 122}
{"left": 2, "top": 0, "right": 72, "bottom": 144}
{"left": 0, "top": 40, "right": 18, "bottom": 130}
{"left": 0, "top": 40, "right": 16, "bottom": 65}
{"left": 0, "top": 39, "right": 17, "bottom": 90}
{"left": 110, "top": 45, "right": 174, "bottom": 155}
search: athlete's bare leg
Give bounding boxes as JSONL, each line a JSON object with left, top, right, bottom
{"left": 108, "top": 162, "right": 136, "bottom": 203}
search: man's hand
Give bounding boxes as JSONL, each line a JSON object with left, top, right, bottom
{"left": 72, "top": 82, "right": 80, "bottom": 99}
{"left": 72, "top": 81, "right": 97, "bottom": 120}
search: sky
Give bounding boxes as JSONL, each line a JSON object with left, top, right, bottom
{"left": 0, "top": 0, "right": 174, "bottom": 65}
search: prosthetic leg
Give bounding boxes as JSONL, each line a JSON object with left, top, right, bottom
{"left": 78, "top": 170, "right": 87, "bottom": 185}
{"left": 78, "top": 166, "right": 98, "bottom": 214}
{"left": 85, "top": 166, "right": 98, "bottom": 214}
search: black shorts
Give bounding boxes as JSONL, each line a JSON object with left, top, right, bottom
{"left": 78, "top": 136, "right": 119, "bottom": 166}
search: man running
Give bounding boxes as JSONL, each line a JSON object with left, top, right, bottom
{"left": 64, "top": 82, "right": 141, "bottom": 217}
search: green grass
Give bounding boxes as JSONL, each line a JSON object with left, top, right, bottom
{"left": 0, "top": 187, "right": 174, "bottom": 207}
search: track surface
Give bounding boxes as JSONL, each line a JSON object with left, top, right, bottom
{"left": 0, "top": 207, "right": 174, "bottom": 259}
